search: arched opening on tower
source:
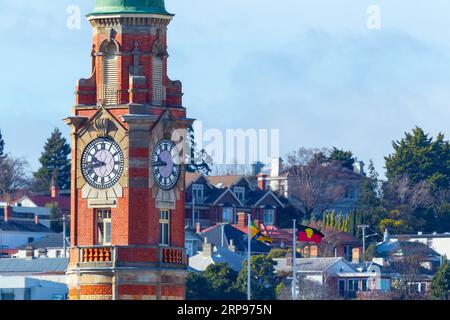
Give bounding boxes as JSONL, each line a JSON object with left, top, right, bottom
{"left": 102, "top": 42, "right": 119, "bottom": 105}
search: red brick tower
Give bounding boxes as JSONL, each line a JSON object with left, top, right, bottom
{"left": 65, "top": 0, "right": 192, "bottom": 300}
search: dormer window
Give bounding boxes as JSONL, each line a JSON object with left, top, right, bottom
{"left": 192, "top": 184, "right": 204, "bottom": 204}
{"left": 234, "top": 187, "right": 245, "bottom": 203}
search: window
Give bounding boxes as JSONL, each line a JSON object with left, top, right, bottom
{"left": 96, "top": 209, "right": 112, "bottom": 245}
{"left": 102, "top": 42, "right": 118, "bottom": 105}
{"left": 348, "top": 279, "right": 359, "bottom": 292}
{"left": 0, "top": 290, "right": 15, "bottom": 300}
{"left": 192, "top": 184, "right": 204, "bottom": 204}
{"left": 152, "top": 56, "right": 164, "bottom": 106}
{"left": 234, "top": 187, "right": 245, "bottom": 202}
{"left": 362, "top": 279, "right": 368, "bottom": 292}
{"left": 222, "top": 207, "right": 233, "bottom": 224}
{"left": 338, "top": 280, "right": 346, "bottom": 297}
{"left": 263, "top": 209, "right": 275, "bottom": 226}
{"left": 159, "top": 210, "right": 170, "bottom": 246}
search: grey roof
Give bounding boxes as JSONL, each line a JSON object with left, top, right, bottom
{"left": 0, "top": 220, "right": 54, "bottom": 233}
{"left": 201, "top": 224, "right": 271, "bottom": 255}
{"left": 17, "top": 233, "right": 68, "bottom": 250}
{"left": 0, "top": 258, "right": 68, "bottom": 274}
{"left": 189, "top": 247, "right": 244, "bottom": 272}
{"left": 274, "top": 257, "right": 345, "bottom": 273}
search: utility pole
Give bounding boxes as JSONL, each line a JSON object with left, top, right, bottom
{"left": 247, "top": 214, "right": 251, "bottom": 301}
{"left": 358, "top": 225, "right": 369, "bottom": 259}
{"left": 62, "top": 215, "right": 67, "bottom": 258}
{"left": 292, "top": 219, "right": 297, "bottom": 301}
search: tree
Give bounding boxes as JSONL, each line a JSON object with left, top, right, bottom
{"left": 237, "top": 255, "right": 278, "bottom": 300}
{"left": 33, "top": 128, "right": 71, "bottom": 192}
{"left": 358, "top": 160, "right": 381, "bottom": 210}
{"left": 186, "top": 263, "right": 244, "bottom": 300}
{"left": 430, "top": 257, "right": 450, "bottom": 300}
{"left": 0, "top": 130, "right": 5, "bottom": 159}
{"left": 47, "top": 202, "right": 63, "bottom": 233}
{"left": 327, "top": 147, "right": 356, "bottom": 171}
{"left": 285, "top": 148, "right": 345, "bottom": 220}
{"left": 0, "top": 156, "right": 30, "bottom": 200}
{"left": 185, "top": 126, "right": 213, "bottom": 175}
{"left": 363, "top": 243, "right": 377, "bottom": 261}
{"left": 385, "top": 127, "right": 450, "bottom": 190}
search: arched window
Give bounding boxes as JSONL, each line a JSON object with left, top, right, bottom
{"left": 152, "top": 56, "right": 164, "bottom": 106}
{"left": 102, "top": 42, "right": 118, "bottom": 105}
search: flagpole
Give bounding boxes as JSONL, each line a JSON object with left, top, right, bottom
{"left": 292, "top": 219, "right": 297, "bottom": 301}
{"left": 192, "top": 188, "right": 195, "bottom": 229}
{"left": 247, "top": 214, "right": 251, "bottom": 301}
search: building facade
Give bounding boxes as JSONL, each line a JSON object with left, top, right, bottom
{"left": 65, "top": 0, "right": 191, "bottom": 300}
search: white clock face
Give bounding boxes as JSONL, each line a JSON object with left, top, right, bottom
{"left": 151, "top": 139, "right": 182, "bottom": 191}
{"left": 81, "top": 137, "right": 125, "bottom": 190}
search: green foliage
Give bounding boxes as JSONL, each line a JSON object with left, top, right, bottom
{"left": 33, "top": 128, "right": 71, "bottom": 192}
{"left": 337, "top": 212, "right": 343, "bottom": 231}
{"left": 385, "top": 127, "right": 450, "bottom": 190}
{"left": 46, "top": 202, "right": 63, "bottom": 233}
{"left": 267, "top": 248, "right": 291, "bottom": 260}
{"left": 363, "top": 243, "right": 377, "bottom": 261}
{"left": 275, "top": 282, "right": 287, "bottom": 300}
{"left": 186, "top": 263, "right": 244, "bottom": 300}
{"left": 327, "top": 147, "right": 356, "bottom": 171}
{"left": 358, "top": 160, "right": 381, "bottom": 210}
{"left": 274, "top": 202, "right": 300, "bottom": 228}
{"left": 430, "top": 257, "right": 450, "bottom": 300}
{"left": 237, "top": 255, "right": 278, "bottom": 300}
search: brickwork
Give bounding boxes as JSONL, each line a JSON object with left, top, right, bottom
{"left": 67, "top": 4, "right": 188, "bottom": 300}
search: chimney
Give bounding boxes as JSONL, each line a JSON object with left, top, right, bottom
{"left": 51, "top": 183, "right": 59, "bottom": 199}
{"left": 353, "top": 161, "right": 365, "bottom": 175}
{"left": 196, "top": 222, "right": 201, "bottom": 234}
{"left": 271, "top": 158, "right": 282, "bottom": 177}
{"left": 202, "top": 237, "right": 214, "bottom": 258}
{"left": 228, "top": 239, "right": 236, "bottom": 253}
{"left": 251, "top": 162, "right": 265, "bottom": 176}
{"left": 25, "top": 243, "right": 34, "bottom": 260}
{"left": 237, "top": 212, "right": 247, "bottom": 228}
{"left": 383, "top": 229, "right": 390, "bottom": 242}
{"left": 4, "top": 205, "right": 12, "bottom": 223}
{"left": 34, "top": 214, "right": 40, "bottom": 225}
{"left": 257, "top": 173, "right": 268, "bottom": 191}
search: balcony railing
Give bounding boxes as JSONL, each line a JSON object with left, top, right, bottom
{"left": 75, "top": 245, "right": 186, "bottom": 269}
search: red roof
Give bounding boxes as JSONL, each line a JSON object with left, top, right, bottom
{"left": 20, "top": 195, "right": 71, "bottom": 212}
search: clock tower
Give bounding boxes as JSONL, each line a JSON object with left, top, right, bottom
{"left": 65, "top": 0, "right": 192, "bottom": 300}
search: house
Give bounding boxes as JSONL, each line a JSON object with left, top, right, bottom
{"left": 189, "top": 239, "right": 244, "bottom": 272}
{"left": 0, "top": 257, "right": 68, "bottom": 300}
{"left": 13, "top": 233, "right": 69, "bottom": 259}
{"left": 200, "top": 224, "right": 271, "bottom": 257}
{"left": 274, "top": 257, "right": 391, "bottom": 299}
{"left": 258, "top": 158, "right": 365, "bottom": 216}
{"left": 0, "top": 205, "right": 55, "bottom": 252}
{"left": 391, "top": 232, "right": 450, "bottom": 259}
{"left": 12, "top": 183, "right": 70, "bottom": 218}
{"left": 185, "top": 173, "right": 284, "bottom": 229}
{"left": 185, "top": 227, "right": 204, "bottom": 258}
{"left": 319, "top": 231, "right": 363, "bottom": 262}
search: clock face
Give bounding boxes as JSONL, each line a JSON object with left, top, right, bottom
{"left": 81, "top": 137, "right": 125, "bottom": 190}
{"left": 151, "top": 139, "right": 182, "bottom": 191}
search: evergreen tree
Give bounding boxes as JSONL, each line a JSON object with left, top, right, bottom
{"left": 33, "top": 128, "right": 71, "bottom": 192}
{"left": 343, "top": 215, "right": 350, "bottom": 233}
{"left": 327, "top": 147, "right": 356, "bottom": 171}
{"left": 385, "top": 127, "right": 450, "bottom": 190}
{"left": 430, "top": 257, "right": 450, "bottom": 300}
{"left": 329, "top": 211, "right": 336, "bottom": 229}
{"left": 237, "top": 255, "right": 278, "bottom": 300}
{"left": 0, "top": 130, "right": 5, "bottom": 158}
{"left": 358, "top": 160, "right": 381, "bottom": 210}
{"left": 337, "top": 212, "right": 344, "bottom": 232}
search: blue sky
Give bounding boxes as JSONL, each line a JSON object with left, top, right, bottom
{"left": 0, "top": 0, "right": 449, "bottom": 178}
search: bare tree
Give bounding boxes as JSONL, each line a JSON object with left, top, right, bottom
{"left": 0, "top": 155, "right": 31, "bottom": 201}
{"left": 285, "top": 148, "right": 345, "bottom": 220}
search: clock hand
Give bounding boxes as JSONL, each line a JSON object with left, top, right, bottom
{"left": 152, "top": 159, "right": 168, "bottom": 167}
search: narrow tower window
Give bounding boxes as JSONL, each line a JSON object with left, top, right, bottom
{"left": 159, "top": 210, "right": 170, "bottom": 246}
{"left": 103, "top": 42, "right": 118, "bottom": 105}
{"left": 152, "top": 56, "right": 164, "bottom": 106}
{"left": 96, "top": 209, "right": 112, "bottom": 245}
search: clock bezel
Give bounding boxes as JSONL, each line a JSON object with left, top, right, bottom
{"left": 151, "top": 139, "right": 182, "bottom": 191}
{"left": 81, "top": 137, "right": 125, "bottom": 190}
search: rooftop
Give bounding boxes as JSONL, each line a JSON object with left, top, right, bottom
{"left": 0, "top": 258, "right": 68, "bottom": 274}
{"left": 189, "top": 247, "right": 244, "bottom": 272}
{"left": 89, "top": 0, "right": 173, "bottom": 16}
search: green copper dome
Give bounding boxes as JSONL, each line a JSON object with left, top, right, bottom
{"left": 90, "top": 0, "right": 173, "bottom": 16}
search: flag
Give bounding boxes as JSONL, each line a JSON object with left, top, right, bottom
{"left": 297, "top": 225, "right": 325, "bottom": 244}
{"left": 250, "top": 220, "right": 273, "bottom": 244}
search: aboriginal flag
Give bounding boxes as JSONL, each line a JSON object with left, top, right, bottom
{"left": 297, "top": 225, "right": 325, "bottom": 244}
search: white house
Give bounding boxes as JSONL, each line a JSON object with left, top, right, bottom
{"left": 0, "top": 258, "right": 68, "bottom": 300}
{"left": 391, "top": 232, "right": 450, "bottom": 259}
